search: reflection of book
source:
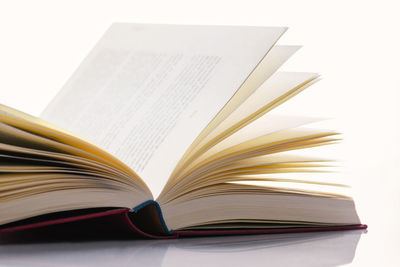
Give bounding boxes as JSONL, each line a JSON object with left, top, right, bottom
{"left": 0, "top": 23, "right": 366, "bottom": 238}
{"left": 0, "top": 230, "right": 365, "bottom": 267}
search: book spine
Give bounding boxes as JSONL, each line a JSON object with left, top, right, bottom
{"left": 132, "top": 200, "right": 174, "bottom": 235}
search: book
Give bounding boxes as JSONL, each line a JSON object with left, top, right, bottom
{"left": 0, "top": 23, "right": 366, "bottom": 239}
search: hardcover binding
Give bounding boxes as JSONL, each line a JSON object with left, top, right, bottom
{"left": 132, "top": 200, "right": 174, "bottom": 235}
{"left": 0, "top": 201, "right": 367, "bottom": 240}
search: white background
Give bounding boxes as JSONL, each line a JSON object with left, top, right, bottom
{"left": 0, "top": 0, "right": 399, "bottom": 266}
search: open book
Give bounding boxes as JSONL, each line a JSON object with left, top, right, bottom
{"left": 0, "top": 23, "right": 365, "bottom": 238}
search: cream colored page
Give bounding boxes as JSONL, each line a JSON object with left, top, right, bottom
{"left": 182, "top": 116, "right": 324, "bottom": 179}
{"left": 174, "top": 45, "right": 300, "bottom": 169}
{"left": 41, "top": 23, "right": 286, "bottom": 197}
{"left": 202, "top": 115, "right": 323, "bottom": 158}
{"left": 208, "top": 72, "right": 318, "bottom": 140}
{"left": 172, "top": 72, "right": 319, "bottom": 175}
{"left": 189, "top": 45, "right": 301, "bottom": 146}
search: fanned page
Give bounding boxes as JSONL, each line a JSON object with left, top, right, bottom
{"left": 159, "top": 72, "right": 320, "bottom": 199}
{"left": 41, "top": 23, "right": 287, "bottom": 198}
{"left": 0, "top": 104, "right": 152, "bottom": 225}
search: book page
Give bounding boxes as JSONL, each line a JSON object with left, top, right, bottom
{"left": 160, "top": 72, "right": 319, "bottom": 195}
{"left": 172, "top": 46, "right": 301, "bottom": 175}
{"left": 41, "top": 23, "right": 286, "bottom": 197}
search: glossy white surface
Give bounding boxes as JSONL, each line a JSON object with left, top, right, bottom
{"left": 0, "top": 230, "right": 364, "bottom": 267}
{"left": 0, "top": 0, "right": 399, "bottom": 266}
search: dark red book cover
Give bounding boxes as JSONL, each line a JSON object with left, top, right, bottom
{"left": 0, "top": 201, "right": 367, "bottom": 241}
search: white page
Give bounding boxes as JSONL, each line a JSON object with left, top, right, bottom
{"left": 41, "top": 23, "right": 286, "bottom": 197}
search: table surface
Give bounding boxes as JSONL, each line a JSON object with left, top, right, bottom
{"left": 0, "top": 227, "right": 397, "bottom": 267}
